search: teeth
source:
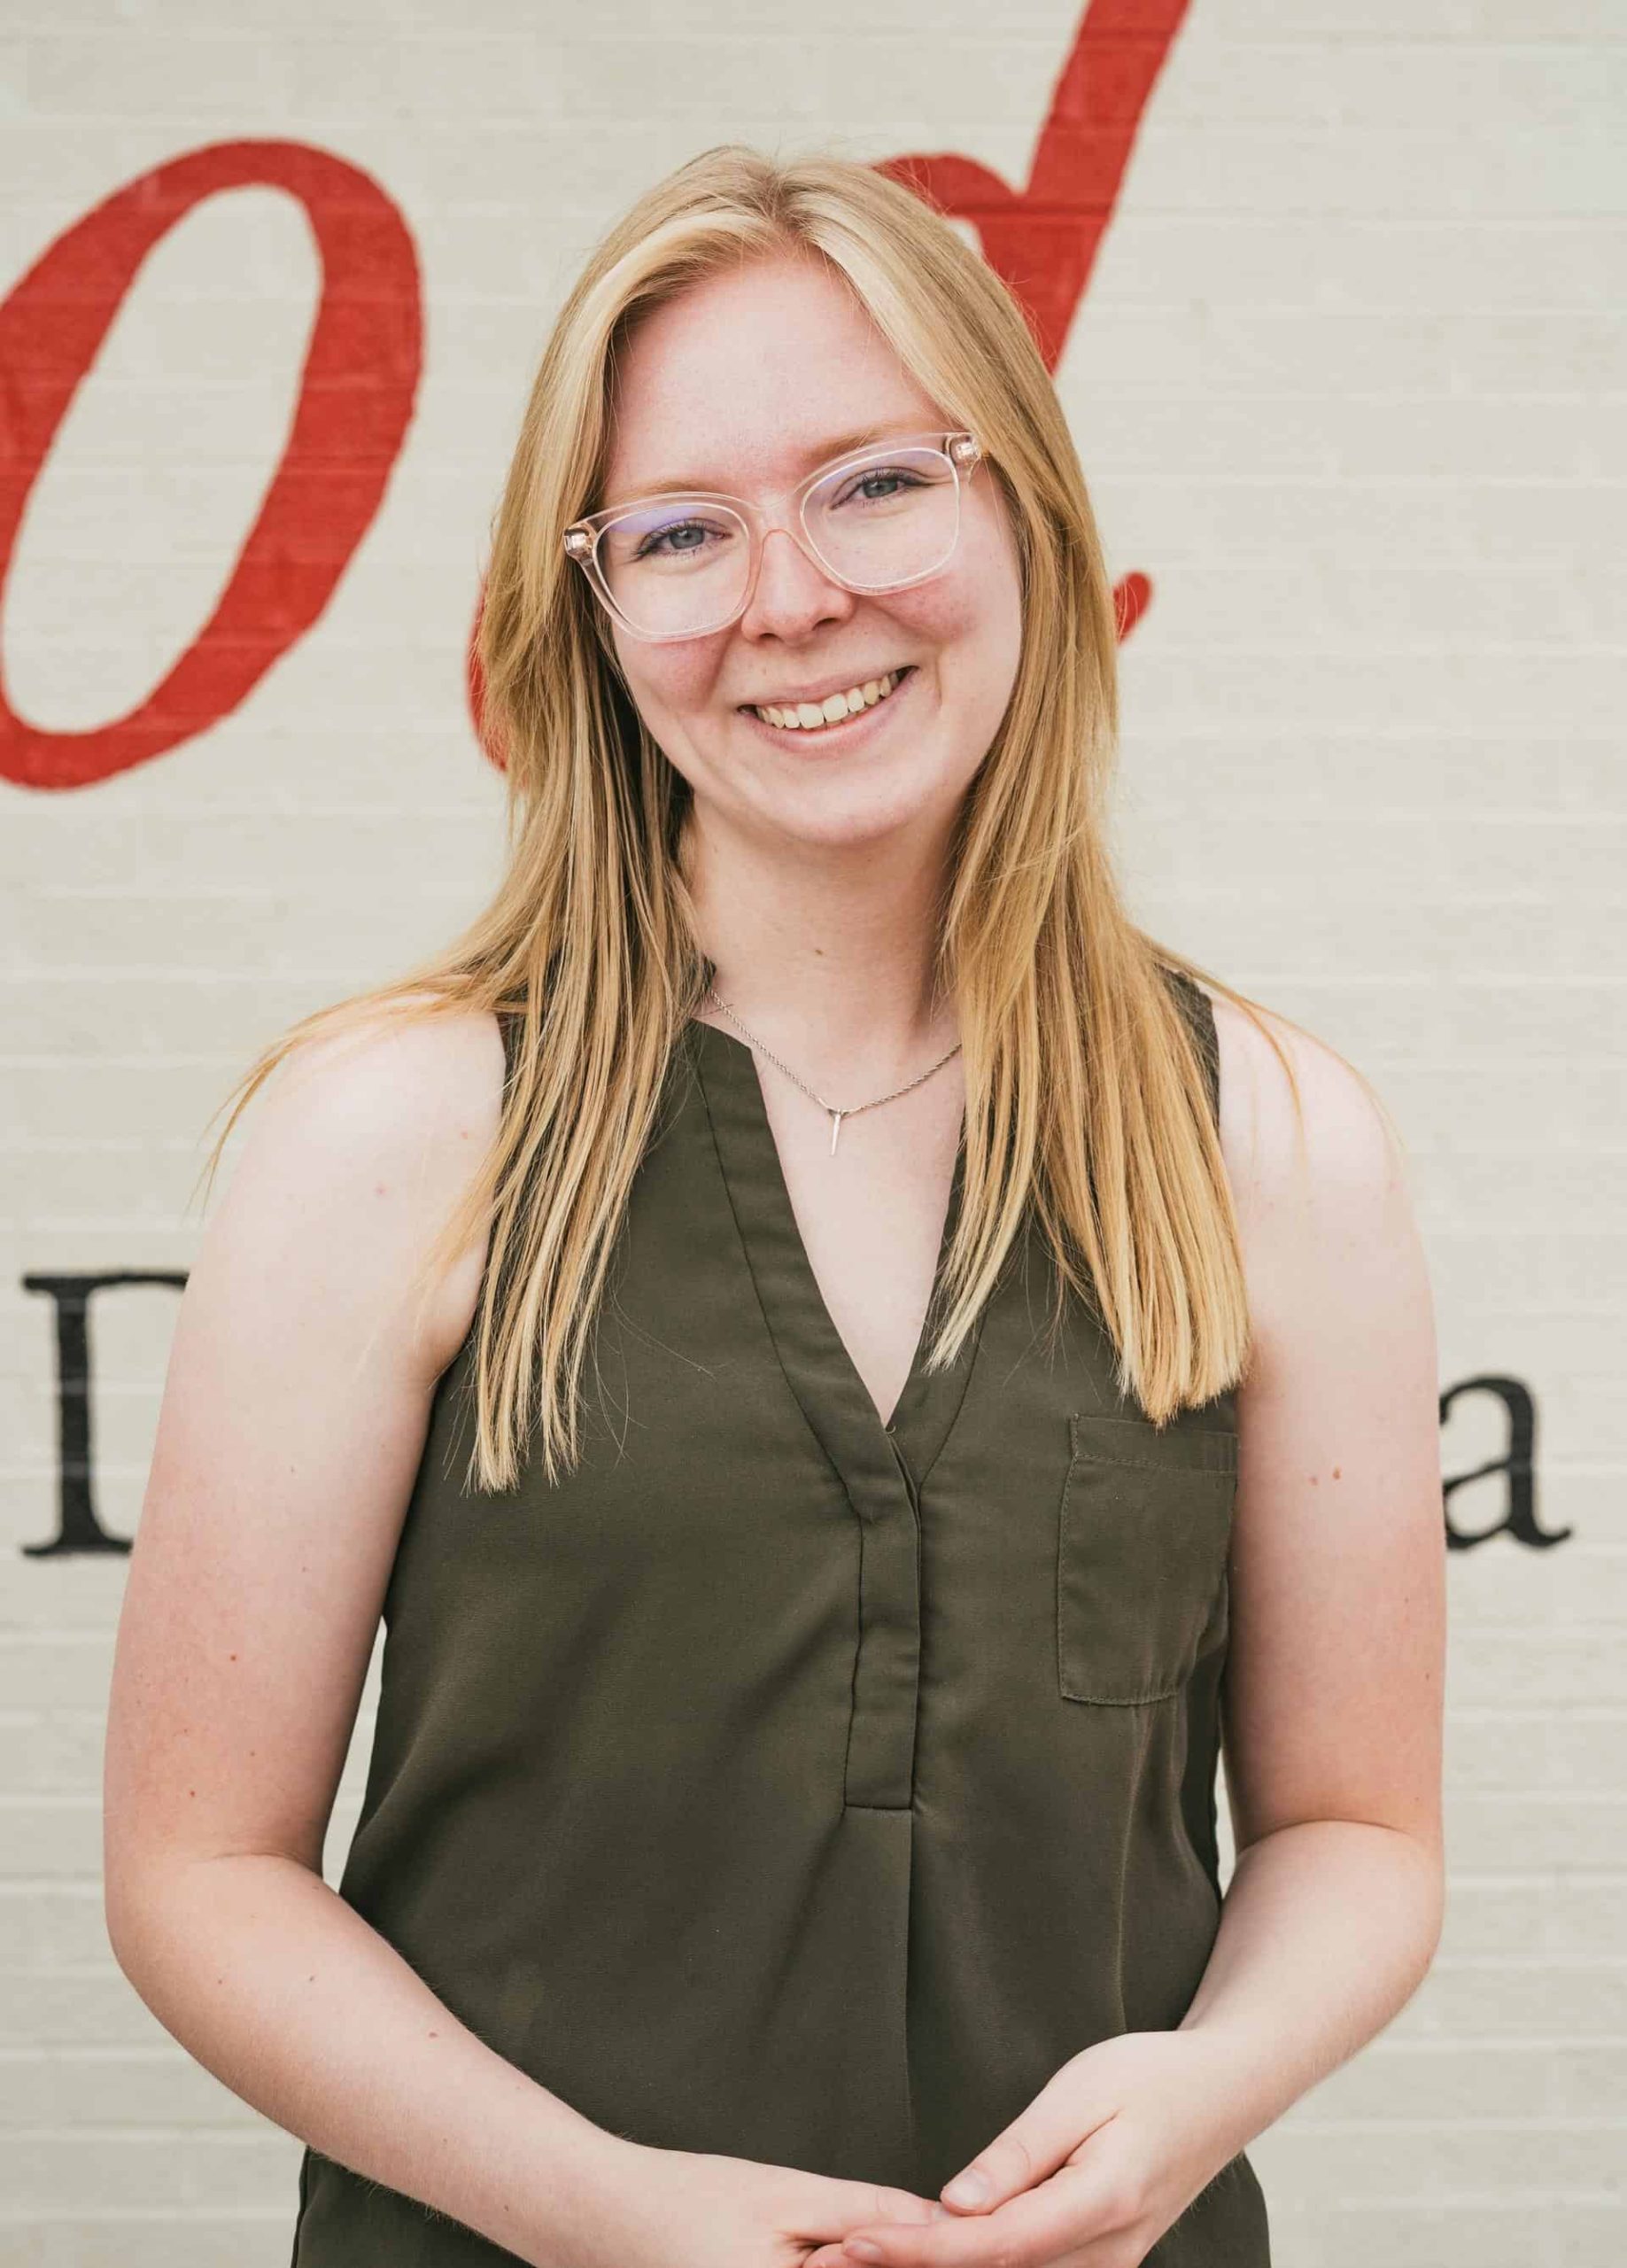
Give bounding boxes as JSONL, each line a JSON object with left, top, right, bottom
{"left": 752, "top": 668, "right": 907, "bottom": 731}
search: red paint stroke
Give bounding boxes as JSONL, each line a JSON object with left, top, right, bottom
{"left": 0, "top": 139, "right": 421, "bottom": 792}
{"left": 879, "top": 0, "right": 1189, "bottom": 641}
{"left": 466, "top": 571, "right": 503, "bottom": 772}
{"left": 1113, "top": 571, "right": 1152, "bottom": 640}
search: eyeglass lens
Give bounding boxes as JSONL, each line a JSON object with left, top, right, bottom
{"left": 593, "top": 442, "right": 964, "bottom": 638}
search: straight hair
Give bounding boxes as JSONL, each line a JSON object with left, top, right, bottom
{"left": 198, "top": 142, "right": 1378, "bottom": 1494}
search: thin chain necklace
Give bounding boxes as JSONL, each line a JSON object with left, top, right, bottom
{"left": 703, "top": 983, "right": 963, "bottom": 1157}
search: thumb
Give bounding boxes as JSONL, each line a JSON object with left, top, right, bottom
{"left": 939, "top": 2083, "right": 1106, "bottom": 2214}
{"left": 828, "top": 2181, "right": 944, "bottom": 2230}
{"left": 866, "top": 2185, "right": 947, "bottom": 2225}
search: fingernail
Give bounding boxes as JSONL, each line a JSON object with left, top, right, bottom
{"left": 846, "top": 2244, "right": 885, "bottom": 2263}
{"left": 942, "top": 2169, "right": 989, "bottom": 2206}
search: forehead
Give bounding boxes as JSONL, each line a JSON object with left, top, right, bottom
{"left": 600, "top": 253, "right": 944, "bottom": 503}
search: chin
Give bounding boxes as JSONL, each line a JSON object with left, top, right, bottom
{"left": 768, "top": 775, "right": 952, "bottom": 847}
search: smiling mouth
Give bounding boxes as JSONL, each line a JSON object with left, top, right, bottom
{"left": 740, "top": 666, "right": 915, "bottom": 734}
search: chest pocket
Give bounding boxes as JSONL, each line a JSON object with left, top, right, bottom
{"left": 1057, "top": 1410, "right": 1237, "bottom": 1705}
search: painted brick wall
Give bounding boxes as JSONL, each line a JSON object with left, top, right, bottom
{"left": 3, "top": 2, "right": 1622, "bottom": 2261}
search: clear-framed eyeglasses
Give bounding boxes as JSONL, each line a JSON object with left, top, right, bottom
{"left": 562, "top": 429, "right": 983, "bottom": 643}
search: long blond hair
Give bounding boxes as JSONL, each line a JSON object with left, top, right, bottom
{"left": 197, "top": 141, "right": 1345, "bottom": 1492}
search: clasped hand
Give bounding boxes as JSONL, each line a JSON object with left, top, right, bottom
{"left": 800, "top": 2029, "right": 1244, "bottom": 2268}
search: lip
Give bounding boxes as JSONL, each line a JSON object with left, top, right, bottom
{"left": 736, "top": 665, "right": 913, "bottom": 714}
{"left": 736, "top": 665, "right": 918, "bottom": 751}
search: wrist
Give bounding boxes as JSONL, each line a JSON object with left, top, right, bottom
{"left": 511, "top": 2114, "right": 652, "bottom": 2267}
{"left": 1169, "top": 2021, "right": 1277, "bottom": 2163}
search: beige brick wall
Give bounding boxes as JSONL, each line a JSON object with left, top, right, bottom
{"left": 4, "top": 3, "right": 1622, "bottom": 2261}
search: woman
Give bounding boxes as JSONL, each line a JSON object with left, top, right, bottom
{"left": 103, "top": 145, "right": 1446, "bottom": 2268}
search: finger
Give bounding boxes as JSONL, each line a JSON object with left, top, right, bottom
{"left": 830, "top": 2199, "right": 1022, "bottom": 2267}
{"left": 835, "top": 2161, "right": 1122, "bottom": 2267}
{"left": 852, "top": 2183, "right": 944, "bottom": 2226}
{"left": 937, "top": 2081, "right": 1117, "bottom": 2215}
{"left": 791, "top": 2179, "right": 944, "bottom": 2247}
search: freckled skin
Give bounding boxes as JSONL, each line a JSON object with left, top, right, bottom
{"left": 598, "top": 251, "right": 1027, "bottom": 860}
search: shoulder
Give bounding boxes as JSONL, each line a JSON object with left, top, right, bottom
{"left": 261, "top": 993, "right": 507, "bottom": 1153}
{"left": 1200, "top": 984, "right": 1425, "bottom": 1352}
{"left": 216, "top": 993, "right": 508, "bottom": 1382}
{"left": 1205, "top": 986, "right": 1398, "bottom": 1200}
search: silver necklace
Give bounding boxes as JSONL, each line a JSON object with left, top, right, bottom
{"left": 704, "top": 983, "right": 964, "bottom": 1157}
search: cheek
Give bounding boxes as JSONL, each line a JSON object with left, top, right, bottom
{"left": 884, "top": 579, "right": 980, "bottom": 652}
{"left": 896, "top": 564, "right": 1021, "bottom": 690}
{"left": 621, "top": 645, "right": 722, "bottom": 724}
{"left": 894, "top": 503, "right": 1023, "bottom": 664}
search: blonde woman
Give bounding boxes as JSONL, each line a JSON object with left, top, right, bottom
{"left": 104, "top": 146, "right": 1446, "bottom": 2268}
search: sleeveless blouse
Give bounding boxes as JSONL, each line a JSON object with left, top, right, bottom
{"left": 291, "top": 968, "right": 1271, "bottom": 2264}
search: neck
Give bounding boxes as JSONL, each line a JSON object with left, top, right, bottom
{"left": 682, "top": 804, "right": 959, "bottom": 1084}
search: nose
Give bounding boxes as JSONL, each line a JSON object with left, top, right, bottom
{"left": 737, "top": 523, "right": 854, "bottom": 641}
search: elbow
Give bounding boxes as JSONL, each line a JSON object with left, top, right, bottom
{"left": 103, "top": 1839, "right": 174, "bottom": 1988}
{"left": 102, "top": 1828, "right": 213, "bottom": 1986}
{"left": 1390, "top": 1819, "right": 1447, "bottom": 1991}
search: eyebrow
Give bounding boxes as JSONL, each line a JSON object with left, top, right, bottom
{"left": 601, "top": 423, "right": 904, "bottom": 510}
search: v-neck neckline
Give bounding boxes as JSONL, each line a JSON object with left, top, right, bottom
{"left": 686, "top": 1014, "right": 985, "bottom": 1493}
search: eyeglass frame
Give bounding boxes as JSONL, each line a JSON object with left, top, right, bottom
{"left": 562, "top": 428, "right": 984, "bottom": 643}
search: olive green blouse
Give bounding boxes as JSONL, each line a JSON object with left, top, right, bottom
{"left": 291, "top": 968, "right": 1271, "bottom": 2264}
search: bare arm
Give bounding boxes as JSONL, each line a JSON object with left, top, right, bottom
{"left": 1174, "top": 996, "right": 1448, "bottom": 2145}
{"left": 102, "top": 1006, "right": 633, "bottom": 2264}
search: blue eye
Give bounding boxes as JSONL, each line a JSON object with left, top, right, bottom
{"left": 634, "top": 519, "right": 711, "bottom": 560}
{"left": 838, "top": 468, "right": 926, "bottom": 507}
